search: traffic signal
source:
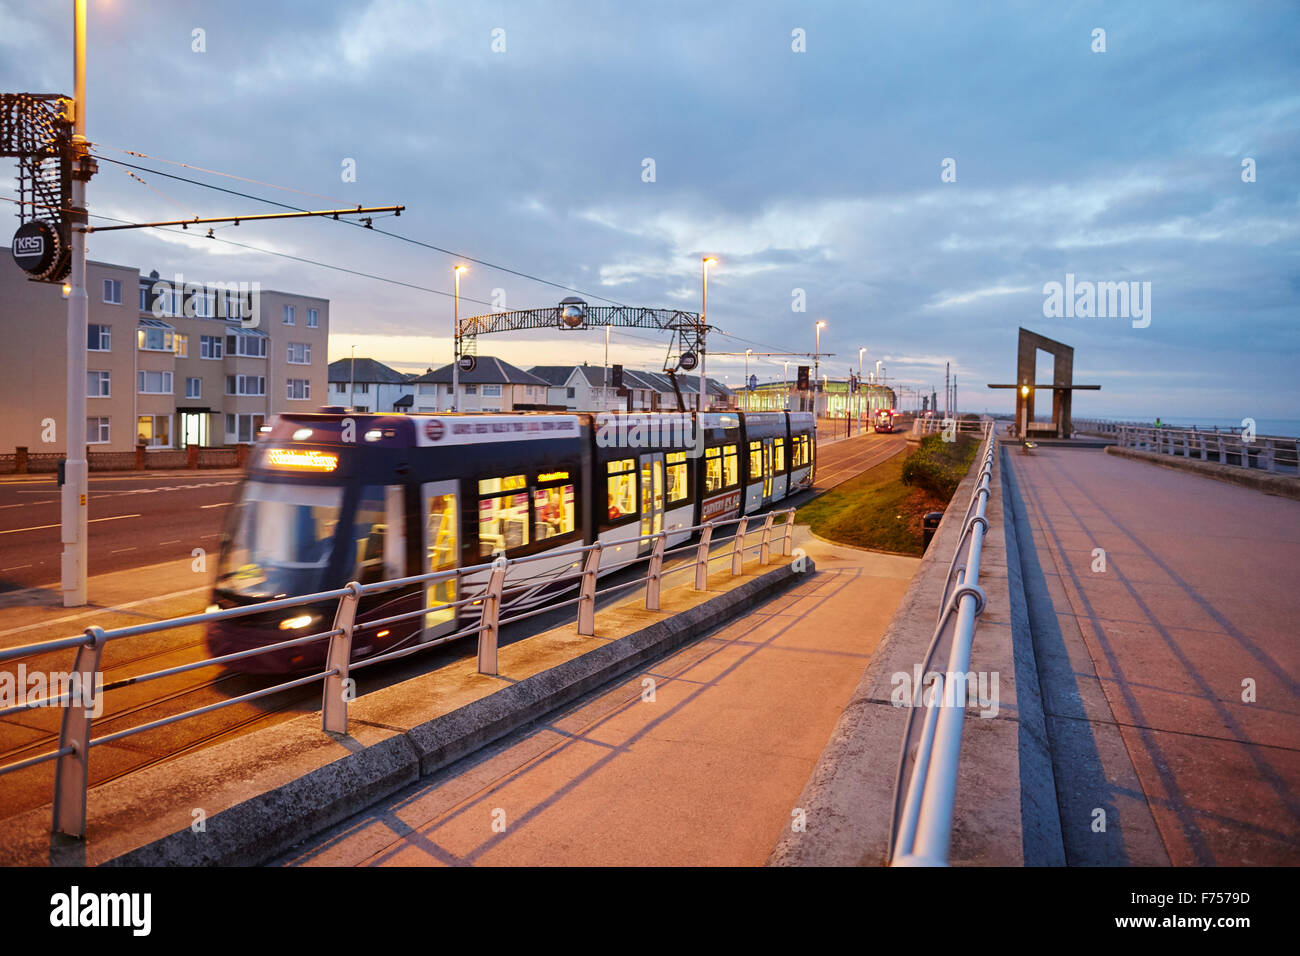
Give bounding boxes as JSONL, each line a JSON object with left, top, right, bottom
{"left": 612, "top": 364, "right": 623, "bottom": 389}
{"left": 797, "top": 365, "right": 810, "bottom": 391}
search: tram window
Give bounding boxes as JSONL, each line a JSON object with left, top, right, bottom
{"left": 665, "top": 451, "right": 689, "bottom": 503}
{"left": 774, "top": 438, "right": 786, "bottom": 473}
{"left": 749, "top": 440, "right": 764, "bottom": 479}
{"left": 352, "top": 485, "right": 405, "bottom": 585}
{"left": 479, "top": 474, "right": 530, "bottom": 556}
{"left": 607, "top": 459, "right": 637, "bottom": 521}
{"left": 723, "top": 443, "right": 739, "bottom": 488}
{"left": 534, "top": 484, "right": 575, "bottom": 540}
{"left": 704, "top": 447, "right": 723, "bottom": 493}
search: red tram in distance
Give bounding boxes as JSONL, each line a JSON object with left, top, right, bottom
{"left": 205, "top": 410, "right": 815, "bottom": 672}
{"left": 874, "top": 408, "right": 900, "bottom": 433}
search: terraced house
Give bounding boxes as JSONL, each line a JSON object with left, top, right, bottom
{"left": 0, "top": 257, "right": 329, "bottom": 455}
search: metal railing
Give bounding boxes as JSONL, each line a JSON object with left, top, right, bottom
{"left": 0, "top": 508, "right": 797, "bottom": 839}
{"left": 911, "top": 417, "right": 987, "bottom": 438}
{"left": 1112, "top": 425, "right": 1299, "bottom": 473}
{"left": 889, "top": 420, "right": 996, "bottom": 866}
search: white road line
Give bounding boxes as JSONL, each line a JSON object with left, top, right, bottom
{"left": 1, "top": 565, "right": 33, "bottom": 572}
{"left": 200, "top": 502, "right": 230, "bottom": 508}
{"left": 0, "top": 500, "right": 57, "bottom": 509}
{"left": 158, "top": 539, "right": 182, "bottom": 545}
{"left": 0, "top": 513, "right": 142, "bottom": 536}
{"left": 110, "top": 547, "right": 138, "bottom": 554}
{"left": 0, "top": 584, "right": 211, "bottom": 638}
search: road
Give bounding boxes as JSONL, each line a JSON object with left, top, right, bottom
{"left": 0, "top": 472, "right": 241, "bottom": 591}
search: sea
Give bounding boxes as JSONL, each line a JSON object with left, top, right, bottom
{"left": 1112, "top": 416, "right": 1300, "bottom": 439}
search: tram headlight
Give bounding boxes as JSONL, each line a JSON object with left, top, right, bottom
{"left": 205, "top": 604, "right": 219, "bottom": 615}
{"left": 364, "top": 429, "right": 383, "bottom": 442}
{"left": 279, "top": 615, "right": 315, "bottom": 630}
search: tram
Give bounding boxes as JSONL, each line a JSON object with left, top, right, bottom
{"left": 205, "top": 409, "right": 815, "bottom": 672}
{"left": 873, "top": 408, "right": 900, "bottom": 433}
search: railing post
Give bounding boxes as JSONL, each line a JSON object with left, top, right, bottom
{"left": 577, "top": 543, "right": 602, "bottom": 635}
{"left": 694, "top": 523, "right": 713, "bottom": 590}
{"left": 1216, "top": 434, "right": 1225, "bottom": 463}
{"left": 783, "top": 508, "right": 796, "bottom": 556}
{"left": 478, "top": 557, "right": 507, "bottom": 675}
{"left": 52, "top": 625, "right": 108, "bottom": 838}
{"left": 645, "top": 532, "right": 667, "bottom": 611}
{"left": 1263, "top": 439, "right": 1276, "bottom": 472}
{"left": 322, "top": 581, "right": 361, "bottom": 734}
{"left": 731, "top": 517, "right": 748, "bottom": 575}
{"left": 759, "top": 512, "right": 775, "bottom": 565}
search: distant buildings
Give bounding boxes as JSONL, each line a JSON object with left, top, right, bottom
{"left": 0, "top": 257, "right": 329, "bottom": 453}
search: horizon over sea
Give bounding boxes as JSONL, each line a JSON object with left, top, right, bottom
{"left": 977, "top": 413, "right": 1300, "bottom": 438}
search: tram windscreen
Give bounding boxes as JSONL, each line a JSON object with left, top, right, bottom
{"left": 217, "top": 481, "right": 343, "bottom": 598}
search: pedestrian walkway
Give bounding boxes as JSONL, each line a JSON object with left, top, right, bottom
{"left": 1007, "top": 446, "right": 1300, "bottom": 865}
{"left": 277, "top": 534, "right": 918, "bottom": 866}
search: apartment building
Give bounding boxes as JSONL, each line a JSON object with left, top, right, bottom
{"left": 0, "top": 257, "right": 329, "bottom": 454}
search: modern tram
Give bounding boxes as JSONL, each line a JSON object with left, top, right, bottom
{"left": 205, "top": 410, "right": 815, "bottom": 672}
{"left": 874, "top": 408, "right": 900, "bottom": 433}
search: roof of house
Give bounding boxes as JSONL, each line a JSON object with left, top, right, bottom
{"left": 527, "top": 365, "right": 579, "bottom": 387}
{"left": 327, "top": 357, "right": 409, "bottom": 385}
{"left": 411, "top": 356, "right": 548, "bottom": 386}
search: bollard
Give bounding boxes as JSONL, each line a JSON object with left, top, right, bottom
{"left": 323, "top": 582, "right": 361, "bottom": 734}
{"left": 922, "top": 512, "right": 943, "bottom": 551}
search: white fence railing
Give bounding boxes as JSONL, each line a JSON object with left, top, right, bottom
{"left": 889, "top": 421, "right": 996, "bottom": 866}
{"left": 1111, "top": 426, "right": 1299, "bottom": 473}
{"left": 0, "top": 510, "right": 796, "bottom": 839}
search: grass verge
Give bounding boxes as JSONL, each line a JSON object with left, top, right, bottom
{"left": 797, "top": 434, "right": 979, "bottom": 555}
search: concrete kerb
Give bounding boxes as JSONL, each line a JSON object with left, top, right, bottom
{"left": 0, "top": 557, "right": 810, "bottom": 867}
{"left": 1105, "top": 445, "right": 1300, "bottom": 500}
{"left": 768, "top": 434, "right": 1031, "bottom": 867}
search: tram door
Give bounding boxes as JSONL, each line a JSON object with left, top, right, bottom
{"left": 762, "top": 439, "right": 773, "bottom": 504}
{"left": 422, "top": 481, "right": 459, "bottom": 636}
{"left": 639, "top": 453, "right": 664, "bottom": 553}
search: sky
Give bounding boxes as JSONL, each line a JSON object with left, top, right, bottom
{"left": 1, "top": 0, "right": 1297, "bottom": 420}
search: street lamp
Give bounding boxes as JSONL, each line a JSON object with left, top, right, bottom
{"left": 783, "top": 360, "right": 790, "bottom": 411}
{"left": 701, "top": 257, "right": 717, "bottom": 412}
{"left": 814, "top": 320, "right": 826, "bottom": 417}
{"left": 857, "top": 347, "right": 867, "bottom": 435}
{"left": 349, "top": 344, "right": 356, "bottom": 410}
{"left": 451, "top": 264, "right": 467, "bottom": 411}
{"left": 744, "top": 348, "right": 752, "bottom": 411}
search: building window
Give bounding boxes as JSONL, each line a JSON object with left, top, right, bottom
{"left": 418, "top": 384, "right": 437, "bottom": 395}
{"left": 192, "top": 291, "right": 214, "bottom": 318}
{"left": 87, "top": 417, "right": 110, "bottom": 444}
{"left": 353, "top": 406, "right": 369, "bottom": 413}
{"left": 306, "top": 308, "right": 319, "bottom": 328}
{"left": 186, "top": 377, "right": 201, "bottom": 399}
{"left": 286, "top": 379, "right": 311, "bottom": 400}
{"left": 334, "top": 382, "right": 347, "bottom": 393}
{"left": 482, "top": 384, "right": 502, "bottom": 397}
{"left": 283, "top": 304, "right": 295, "bottom": 325}
{"left": 287, "top": 342, "right": 311, "bottom": 364}
{"left": 88, "top": 324, "right": 111, "bottom": 351}
{"left": 355, "top": 382, "right": 369, "bottom": 394}
{"left": 225, "top": 332, "right": 267, "bottom": 358}
{"left": 199, "top": 335, "right": 223, "bottom": 359}
{"left": 137, "top": 415, "right": 171, "bottom": 448}
{"left": 102, "top": 278, "right": 122, "bottom": 304}
{"left": 566, "top": 387, "right": 576, "bottom": 399}
{"left": 87, "top": 370, "right": 110, "bottom": 398}
{"left": 446, "top": 385, "right": 454, "bottom": 394}
{"left": 226, "top": 413, "right": 265, "bottom": 444}
{"left": 138, "top": 370, "right": 173, "bottom": 394}
{"left": 174, "top": 333, "right": 189, "bottom": 358}
{"left": 226, "top": 374, "right": 266, "bottom": 396}
{"left": 138, "top": 285, "right": 148, "bottom": 312}
{"left": 465, "top": 384, "right": 477, "bottom": 395}
{"left": 478, "top": 474, "right": 529, "bottom": 557}
{"left": 137, "top": 326, "right": 174, "bottom": 351}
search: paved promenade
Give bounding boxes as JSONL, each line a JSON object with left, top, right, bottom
{"left": 277, "top": 533, "right": 918, "bottom": 867}
{"left": 1006, "top": 446, "right": 1300, "bottom": 865}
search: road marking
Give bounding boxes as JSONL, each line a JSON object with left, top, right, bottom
{"left": 200, "top": 502, "right": 230, "bottom": 508}
{"left": 110, "top": 547, "right": 138, "bottom": 554}
{"left": 0, "top": 513, "right": 142, "bottom": 536}
{"left": 158, "top": 539, "right": 182, "bottom": 545}
{"left": 1, "top": 565, "right": 33, "bottom": 572}
{"left": 0, "top": 584, "right": 211, "bottom": 638}
{"left": 0, "top": 500, "right": 57, "bottom": 509}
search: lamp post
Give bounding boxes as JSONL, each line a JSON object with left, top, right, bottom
{"left": 701, "top": 257, "right": 716, "bottom": 412}
{"left": 814, "top": 320, "right": 826, "bottom": 417}
{"left": 451, "top": 264, "right": 466, "bottom": 411}
{"left": 858, "top": 347, "right": 866, "bottom": 436}
{"left": 349, "top": 345, "right": 356, "bottom": 410}
{"left": 61, "top": 0, "right": 90, "bottom": 606}
{"left": 744, "top": 348, "right": 752, "bottom": 411}
{"left": 783, "top": 360, "right": 790, "bottom": 411}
